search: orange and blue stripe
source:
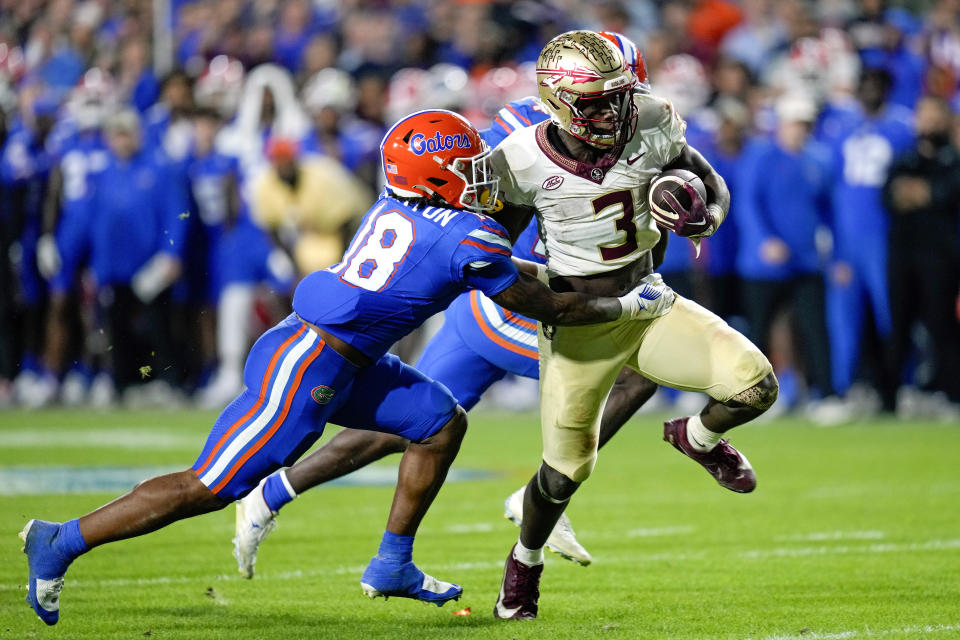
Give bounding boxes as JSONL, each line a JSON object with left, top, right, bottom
{"left": 193, "top": 324, "right": 325, "bottom": 495}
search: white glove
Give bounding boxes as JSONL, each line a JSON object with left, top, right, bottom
{"left": 36, "top": 234, "right": 61, "bottom": 280}
{"left": 618, "top": 273, "right": 676, "bottom": 320}
{"left": 132, "top": 253, "right": 181, "bottom": 303}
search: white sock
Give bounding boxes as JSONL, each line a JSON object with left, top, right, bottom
{"left": 686, "top": 414, "right": 721, "bottom": 452}
{"left": 513, "top": 538, "right": 544, "bottom": 566}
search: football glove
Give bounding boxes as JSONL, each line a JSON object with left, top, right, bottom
{"left": 618, "top": 273, "right": 676, "bottom": 320}
{"left": 653, "top": 183, "right": 719, "bottom": 238}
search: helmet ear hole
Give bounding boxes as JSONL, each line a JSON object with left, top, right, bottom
{"left": 427, "top": 177, "right": 447, "bottom": 187}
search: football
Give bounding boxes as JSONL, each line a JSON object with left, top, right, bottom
{"left": 648, "top": 168, "right": 708, "bottom": 229}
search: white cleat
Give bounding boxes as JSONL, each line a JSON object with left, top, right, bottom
{"left": 503, "top": 486, "right": 593, "bottom": 566}
{"left": 233, "top": 484, "right": 277, "bottom": 579}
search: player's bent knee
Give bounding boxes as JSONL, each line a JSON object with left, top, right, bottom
{"left": 731, "top": 372, "right": 779, "bottom": 412}
{"left": 536, "top": 463, "right": 580, "bottom": 504}
{"left": 415, "top": 404, "right": 467, "bottom": 445}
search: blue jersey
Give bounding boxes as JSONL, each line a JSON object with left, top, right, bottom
{"left": 1, "top": 127, "right": 58, "bottom": 303}
{"left": 187, "top": 149, "right": 240, "bottom": 229}
{"left": 57, "top": 131, "right": 108, "bottom": 218}
{"left": 89, "top": 150, "right": 186, "bottom": 285}
{"left": 428, "top": 101, "right": 553, "bottom": 375}
{"left": 293, "top": 195, "right": 519, "bottom": 361}
{"left": 735, "top": 137, "right": 833, "bottom": 279}
{"left": 831, "top": 106, "right": 913, "bottom": 259}
{"left": 484, "top": 97, "right": 550, "bottom": 148}
{"left": 447, "top": 219, "right": 544, "bottom": 373}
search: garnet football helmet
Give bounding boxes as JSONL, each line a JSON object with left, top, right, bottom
{"left": 380, "top": 109, "right": 499, "bottom": 213}
{"left": 536, "top": 30, "right": 638, "bottom": 149}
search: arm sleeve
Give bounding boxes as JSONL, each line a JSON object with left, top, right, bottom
{"left": 454, "top": 222, "right": 519, "bottom": 297}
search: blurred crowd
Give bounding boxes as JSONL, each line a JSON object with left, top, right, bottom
{"left": 0, "top": 0, "right": 958, "bottom": 422}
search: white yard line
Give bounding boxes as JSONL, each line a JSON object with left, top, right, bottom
{"left": 0, "top": 429, "right": 199, "bottom": 449}
{"left": 625, "top": 525, "right": 696, "bottom": 538}
{"left": 775, "top": 531, "right": 886, "bottom": 542}
{"left": 746, "top": 623, "right": 960, "bottom": 640}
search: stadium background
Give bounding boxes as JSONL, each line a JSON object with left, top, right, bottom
{"left": 0, "top": 1, "right": 959, "bottom": 638}
{"left": 0, "top": 0, "right": 957, "bottom": 419}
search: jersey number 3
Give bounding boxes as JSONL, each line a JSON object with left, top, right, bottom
{"left": 338, "top": 210, "right": 415, "bottom": 291}
{"left": 593, "top": 190, "right": 638, "bottom": 261}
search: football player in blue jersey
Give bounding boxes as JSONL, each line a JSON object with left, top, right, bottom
{"left": 231, "top": 32, "right": 664, "bottom": 576}
{"left": 826, "top": 68, "right": 914, "bottom": 412}
{"left": 20, "top": 108, "right": 671, "bottom": 625}
{"left": 1, "top": 92, "right": 58, "bottom": 403}
{"left": 35, "top": 72, "right": 112, "bottom": 406}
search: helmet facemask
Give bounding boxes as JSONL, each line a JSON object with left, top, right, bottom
{"left": 448, "top": 144, "right": 500, "bottom": 213}
{"left": 559, "top": 83, "right": 638, "bottom": 150}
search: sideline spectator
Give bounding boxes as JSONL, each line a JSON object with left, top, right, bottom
{"left": 252, "top": 137, "right": 370, "bottom": 277}
{"left": 883, "top": 95, "right": 960, "bottom": 412}
{"left": 735, "top": 94, "right": 835, "bottom": 407}
{"left": 826, "top": 68, "right": 914, "bottom": 410}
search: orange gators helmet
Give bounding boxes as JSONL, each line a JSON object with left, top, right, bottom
{"left": 381, "top": 109, "right": 499, "bottom": 213}
{"left": 598, "top": 31, "right": 651, "bottom": 94}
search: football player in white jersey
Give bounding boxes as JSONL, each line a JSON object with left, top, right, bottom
{"left": 491, "top": 31, "right": 780, "bottom": 620}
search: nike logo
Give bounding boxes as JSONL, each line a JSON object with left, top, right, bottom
{"left": 686, "top": 219, "right": 708, "bottom": 227}
{"left": 626, "top": 152, "right": 646, "bottom": 165}
{"left": 495, "top": 584, "right": 521, "bottom": 618}
{"left": 691, "top": 435, "right": 708, "bottom": 448}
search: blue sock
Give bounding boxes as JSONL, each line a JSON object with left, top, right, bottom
{"left": 261, "top": 471, "right": 296, "bottom": 512}
{"left": 54, "top": 519, "right": 89, "bottom": 561}
{"left": 378, "top": 531, "right": 414, "bottom": 564}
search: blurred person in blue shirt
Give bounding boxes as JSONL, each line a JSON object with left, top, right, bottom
{"left": 187, "top": 106, "right": 296, "bottom": 408}
{"left": 699, "top": 97, "right": 749, "bottom": 323}
{"left": 89, "top": 108, "right": 186, "bottom": 397}
{"left": 847, "top": 4, "right": 927, "bottom": 110}
{"left": 735, "top": 94, "right": 835, "bottom": 403}
{"left": 826, "top": 68, "right": 913, "bottom": 409}
{"left": 1, "top": 92, "right": 59, "bottom": 402}
{"left": 143, "top": 70, "right": 195, "bottom": 163}
{"left": 32, "top": 72, "right": 113, "bottom": 406}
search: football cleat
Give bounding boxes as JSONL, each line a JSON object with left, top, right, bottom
{"left": 493, "top": 544, "right": 543, "bottom": 620}
{"left": 233, "top": 485, "right": 278, "bottom": 579}
{"left": 663, "top": 417, "right": 756, "bottom": 493}
{"left": 20, "top": 519, "right": 71, "bottom": 625}
{"left": 360, "top": 556, "right": 462, "bottom": 606}
{"left": 504, "top": 487, "right": 593, "bottom": 566}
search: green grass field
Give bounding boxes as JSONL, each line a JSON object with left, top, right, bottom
{"left": 1, "top": 408, "right": 958, "bottom": 640}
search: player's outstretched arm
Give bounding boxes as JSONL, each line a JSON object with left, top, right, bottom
{"left": 491, "top": 271, "right": 621, "bottom": 326}
{"left": 664, "top": 143, "right": 730, "bottom": 230}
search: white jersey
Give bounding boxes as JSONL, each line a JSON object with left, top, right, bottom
{"left": 490, "top": 94, "right": 687, "bottom": 276}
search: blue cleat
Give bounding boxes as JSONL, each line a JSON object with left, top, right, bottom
{"left": 360, "top": 556, "right": 462, "bottom": 606}
{"left": 20, "top": 519, "right": 73, "bottom": 626}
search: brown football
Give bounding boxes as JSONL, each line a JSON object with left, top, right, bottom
{"left": 648, "top": 168, "right": 707, "bottom": 220}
